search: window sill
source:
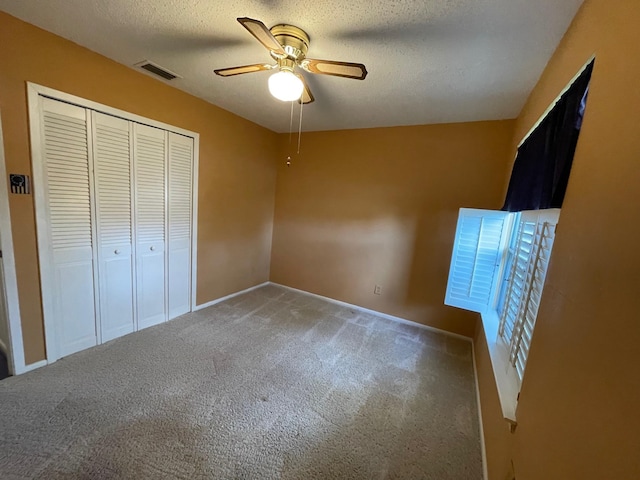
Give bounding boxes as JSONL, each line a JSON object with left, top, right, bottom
{"left": 480, "top": 310, "right": 520, "bottom": 425}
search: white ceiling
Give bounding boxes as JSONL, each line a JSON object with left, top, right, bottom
{"left": 0, "top": 0, "right": 583, "bottom": 133}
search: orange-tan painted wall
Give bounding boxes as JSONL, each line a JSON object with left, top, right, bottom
{"left": 271, "top": 121, "right": 514, "bottom": 338}
{"left": 475, "top": 0, "right": 640, "bottom": 478}
{"left": 0, "top": 12, "right": 278, "bottom": 364}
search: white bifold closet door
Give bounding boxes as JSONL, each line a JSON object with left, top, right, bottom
{"left": 92, "top": 112, "right": 135, "bottom": 341}
{"left": 40, "top": 98, "right": 98, "bottom": 358}
{"left": 168, "top": 133, "right": 193, "bottom": 319}
{"left": 133, "top": 124, "right": 167, "bottom": 329}
{"left": 35, "top": 94, "right": 195, "bottom": 362}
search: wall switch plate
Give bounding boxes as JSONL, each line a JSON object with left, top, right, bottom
{"left": 374, "top": 285, "right": 381, "bottom": 295}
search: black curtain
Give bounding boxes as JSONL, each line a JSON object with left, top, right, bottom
{"left": 502, "top": 61, "right": 593, "bottom": 212}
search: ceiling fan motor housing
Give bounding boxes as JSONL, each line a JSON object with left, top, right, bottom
{"left": 269, "top": 24, "right": 310, "bottom": 65}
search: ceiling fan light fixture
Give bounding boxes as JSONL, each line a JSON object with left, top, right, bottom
{"left": 268, "top": 70, "right": 304, "bottom": 102}
{"left": 214, "top": 18, "right": 367, "bottom": 105}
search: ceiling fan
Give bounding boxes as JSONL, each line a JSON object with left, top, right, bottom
{"left": 214, "top": 17, "right": 368, "bottom": 104}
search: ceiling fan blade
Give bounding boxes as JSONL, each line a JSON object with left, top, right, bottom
{"left": 301, "top": 59, "right": 368, "bottom": 80}
{"left": 296, "top": 74, "right": 315, "bottom": 104}
{"left": 214, "top": 63, "right": 275, "bottom": 77}
{"left": 237, "top": 17, "right": 286, "bottom": 57}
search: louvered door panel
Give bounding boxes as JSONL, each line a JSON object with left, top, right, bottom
{"left": 167, "top": 133, "right": 193, "bottom": 319}
{"left": 134, "top": 123, "right": 166, "bottom": 329}
{"left": 41, "top": 98, "right": 97, "bottom": 357}
{"left": 93, "top": 112, "right": 135, "bottom": 341}
{"left": 445, "top": 209, "right": 510, "bottom": 313}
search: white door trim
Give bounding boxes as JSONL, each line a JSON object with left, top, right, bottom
{"left": 190, "top": 136, "right": 200, "bottom": 311}
{"left": 27, "top": 83, "right": 199, "bottom": 140}
{"left": 0, "top": 111, "right": 29, "bottom": 375}
{"left": 26, "top": 83, "right": 200, "bottom": 367}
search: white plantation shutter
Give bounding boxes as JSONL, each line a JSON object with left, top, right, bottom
{"left": 498, "top": 213, "right": 537, "bottom": 346}
{"left": 498, "top": 209, "right": 560, "bottom": 382}
{"left": 445, "top": 209, "right": 511, "bottom": 313}
{"left": 167, "top": 132, "right": 193, "bottom": 319}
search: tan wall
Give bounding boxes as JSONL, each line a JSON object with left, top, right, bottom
{"left": 271, "top": 121, "right": 514, "bottom": 338}
{"left": 475, "top": 0, "right": 640, "bottom": 478}
{"left": 0, "top": 12, "right": 278, "bottom": 364}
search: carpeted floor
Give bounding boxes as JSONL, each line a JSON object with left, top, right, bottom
{"left": 0, "top": 285, "right": 483, "bottom": 479}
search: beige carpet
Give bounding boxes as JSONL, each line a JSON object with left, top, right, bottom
{"left": 0, "top": 284, "right": 483, "bottom": 479}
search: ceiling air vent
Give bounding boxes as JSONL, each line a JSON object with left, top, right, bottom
{"left": 135, "top": 60, "right": 180, "bottom": 81}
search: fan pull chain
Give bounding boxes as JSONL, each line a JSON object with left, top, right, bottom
{"left": 286, "top": 100, "right": 295, "bottom": 166}
{"left": 297, "top": 98, "right": 304, "bottom": 154}
{"left": 289, "top": 100, "right": 294, "bottom": 146}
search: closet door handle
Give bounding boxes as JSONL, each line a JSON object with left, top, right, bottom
{"left": 114, "top": 249, "right": 121, "bottom": 255}
{"left": 150, "top": 246, "right": 155, "bottom": 251}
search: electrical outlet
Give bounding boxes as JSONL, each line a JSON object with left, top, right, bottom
{"left": 374, "top": 285, "right": 381, "bottom": 295}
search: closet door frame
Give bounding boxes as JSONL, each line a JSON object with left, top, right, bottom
{"left": 27, "top": 83, "right": 199, "bottom": 366}
{"left": 0, "top": 110, "right": 28, "bottom": 375}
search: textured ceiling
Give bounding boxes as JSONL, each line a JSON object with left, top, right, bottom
{"left": 0, "top": 0, "right": 583, "bottom": 132}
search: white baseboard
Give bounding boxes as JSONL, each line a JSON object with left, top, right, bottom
{"left": 14, "top": 359, "right": 48, "bottom": 375}
{"left": 472, "top": 341, "right": 490, "bottom": 480}
{"left": 193, "top": 282, "right": 270, "bottom": 312}
{"left": 269, "top": 282, "right": 472, "bottom": 342}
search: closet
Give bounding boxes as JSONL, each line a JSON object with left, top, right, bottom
{"left": 33, "top": 94, "right": 196, "bottom": 361}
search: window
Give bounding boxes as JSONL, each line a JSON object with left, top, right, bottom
{"left": 497, "top": 209, "right": 559, "bottom": 382}
{"left": 445, "top": 59, "right": 592, "bottom": 422}
{"left": 444, "top": 207, "right": 560, "bottom": 420}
